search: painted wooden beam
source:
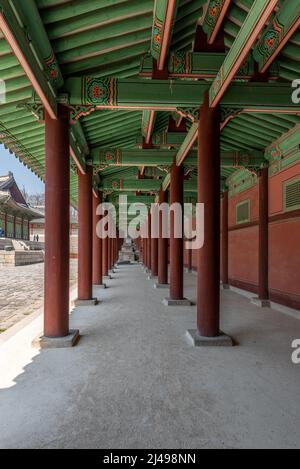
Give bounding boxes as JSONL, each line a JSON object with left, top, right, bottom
{"left": 101, "top": 177, "right": 199, "bottom": 194}
{"left": 0, "top": 0, "right": 89, "bottom": 174}
{"left": 176, "top": 123, "right": 198, "bottom": 166}
{"left": 203, "top": 0, "right": 232, "bottom": 44}
{"left": 100, "top": 178, "right": 162, "bottom": 192}
{"left": 140, "top": 52, "right": 279, "bottom": 80}
{"left": 209, "top": 0, "right": 279, "bottom": 107}
{"left": 16, "top": 0, "right": 64, "bottom": 90}
{"left": 138, "top": 131, "right": 196, "bottom": 148}
{"left": 141, "top": 110, "right": 156, "bottom": 144}
{"left": 106, "top": 194, "right": 155, "bottom": 205}
{"left": 70, "top": 123, "right": 87, "bottom": 174}
{"left": 160, "top": 122, "right": 199, "bottom": 191}
{"left": 151, "top": 0, "right": 179, "bottom": 70}
{"left": 0, "top": 0, "right": 57, "bottom": 118}
{"left": 91, "top": 147, "right": 265, "bottom": 168}
{"left": 65, "top": 78, "right": 297, "bottom": 113}
{"left": 253, "top": 1, "right": 300, "bottom": 73}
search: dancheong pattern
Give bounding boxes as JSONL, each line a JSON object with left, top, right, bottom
{"left": 82, "top": 77, "right": 118, "bottom": 106}
{"left": 255, "top": 16, "right": 284, "bottom": 63}
{"left": 169, "top": 52, "right": 192, "bottom": 75}
{"left": 44, "top": 52, "right": 60, "bottom": 86}
{"left": 152, "top": 17, "right": 163, "bottom": 58}
{"left": 204, "top": 0, "right": 225, "bottom": 30}
{"left": 98, "top": 149, "right": 122, "bottom": 166}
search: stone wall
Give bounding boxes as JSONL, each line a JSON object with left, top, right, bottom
{"left": 0, "top": 251, "right": 44, "bottom": 266}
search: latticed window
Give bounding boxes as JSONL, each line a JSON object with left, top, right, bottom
{"left": 6, "top": 215, "right": 14, "bottom": 238}
{"left": 236, "top": 200, "right": 250, "bottom": 224}
{"left": 284, "top": 178, "right": 300, "bottom": 212}
{"left": 0, "top": 212, "right": 5, "bottom": 235}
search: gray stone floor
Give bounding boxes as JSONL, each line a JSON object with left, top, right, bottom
{"left": 0, "top": 263, "right": 299, "bottom": 449}
{"left": 0, "top": 260, "right": 78, "bottom": 331}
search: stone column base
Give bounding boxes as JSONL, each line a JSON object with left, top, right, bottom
{"left": 148, "top": 274, "right": 157, "bottom": 280}
{"left": 222, "top": 283, "right": 230, "bottom": 290}
{"left": 251, "top": 297, "right": 271, "bottom": 308}
{"left": 186, "top": 330, "right": 233, "bottom": 347}
{"left": 103, "top": 275, "right": 112, "bottom": 280}
{"left": 73, "top": 298, "right": 99, "bottom": 307}
{"left": 163, "top": 297, "right": 192, "bottom": 306}
{"left": 154, "top": 283, "right": 169, "bottom": 289}
{"left": 32, "top": 329, "right": 80, "bottom": 349}
{"left": 93, "top": 283, "right": 107, "bottom": 289}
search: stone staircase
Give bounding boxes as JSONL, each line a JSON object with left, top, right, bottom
{"left": 0, "top": 238, "right": 45, "bottom": 266}
{"left": 12, "top": 240, "right": 30, "bottom": 251}
{"left": 118, "top": 239, "right": 136, "bottom": 264}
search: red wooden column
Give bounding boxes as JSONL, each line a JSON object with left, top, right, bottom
{"left": 102, "top": 234, "right": 109, "bottom": 277}
{"left": 257, "top": 166, "right": 270, "bottom": 307}
{"left": 163, "top": 163, "right": 191, "bottom": 306}
{"left": 40, "top": 105, "right": 79, "bottom": 346}
{"left": 111, "top": 233, "right": 114, "bottom": 268}
{"left": 156, "top": 187, "right": 169, "bottom": 287}
{"left": 143, "top": 222, "right": 148, "bottom": 268}
{"left": 142, "top": 236, "right": 145, "bottom": 265}
{"left": 111, "top": 232, "right": 115, "bottom": 269}
{"left": 76, "top": 165, "right": 97, "bottom": 305}
{"left": 116, "top": 230, "right": 119, "bottom": 264}
{"left": 187, "top": 247, "right": 192, "bottom": 273}
{"left": 191, "top": 92, "right": 232, "bottom": 345}
{"left": 108, "top": 236, "right": 111, "bottom": 271}
{"left": 92, "top": 190, "right": 104, "bottom": 287}
{"left": 151, "top": 228, "right": 158, "bottom": 277}
{"left": 221, "top": 190, "right": 229, "bottom": 289}
{"left": 147, "top": 210, "right": 151, "bottom": 271}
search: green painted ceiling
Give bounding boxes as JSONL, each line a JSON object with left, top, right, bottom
{"left": 0, "top": 0, "right": 300, "bottom": 209}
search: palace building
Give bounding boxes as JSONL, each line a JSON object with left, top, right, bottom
{"left": 0, "top": 173, "right": 42, "bottom": 240}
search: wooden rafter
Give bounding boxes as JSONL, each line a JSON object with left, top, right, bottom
{"left": 141, "top": 110, "right": 156, "bottom": 144}
{"left": 151, "top": 0, "right": 179, "bottom": 71}
{"left": 0, "top": 0, "right": 88, "bottom": 174}
{"left": 209, "top": 0, "right": 279, "bottom": 108}
{"left": 253, "top": 0, "right": 300, "bottom": 73}
{"left": 203, "top": 0, "right": 232, "bottom": 45}
{"left": 0, "top": 0, "right": 57, "bottom": 119}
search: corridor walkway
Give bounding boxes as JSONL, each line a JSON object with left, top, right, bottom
{"left": 0, "top": 264, "right": 299, "bottom": 449}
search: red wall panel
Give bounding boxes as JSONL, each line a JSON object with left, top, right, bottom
{"left": 228, "top": 226, "right": 259, "bottom": 290}
{"left": 269, "top": 218, "right": 300, "bottom": 309}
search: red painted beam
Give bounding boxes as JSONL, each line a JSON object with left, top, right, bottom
{"left": 158, "top": 0, "right": 178, "bottom": 71}
{"left": 145, "top": 110, "right": 155, "bottom": 144}
{"left": 208, "top": 0, "right": 232, "bottom": 45}
{"left": 210, "top": 0, "right": 278, "bottom": 108}
{"left": 0, "top": 12, "right": 56, "bottom": 119}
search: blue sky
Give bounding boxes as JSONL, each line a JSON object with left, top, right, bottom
{"left": 0, "top": 144, "right": 44, "bottom": 194}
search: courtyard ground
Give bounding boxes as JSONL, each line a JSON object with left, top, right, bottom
{"left": 0, "top": 260, "right": 78, "bottom": 332}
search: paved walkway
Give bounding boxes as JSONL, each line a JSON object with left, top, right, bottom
{"left": 0, "top": 260, "right": 78, "bottom": 332}
{"left": 0, "top": 264, "right": 299, "bottom": 449}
